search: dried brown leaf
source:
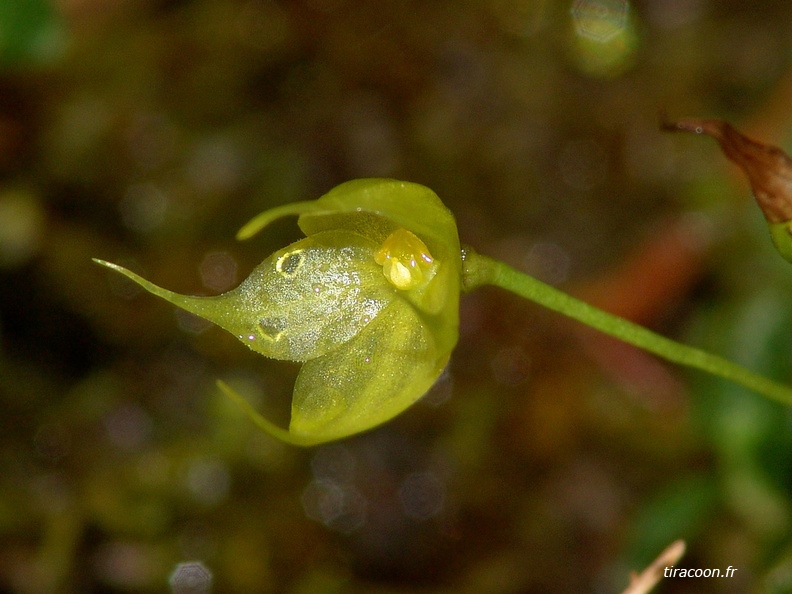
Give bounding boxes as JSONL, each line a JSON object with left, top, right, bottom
{"left": 663, "top": 117, "right": 792, "bottom": 223}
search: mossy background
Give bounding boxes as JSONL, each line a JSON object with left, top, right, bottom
{"left": 2, "top": 0, "right": 792, "bottom": 592}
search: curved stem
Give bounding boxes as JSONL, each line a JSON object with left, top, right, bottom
{"left": 462, "top": 249, "right": 792, "bottom": 407}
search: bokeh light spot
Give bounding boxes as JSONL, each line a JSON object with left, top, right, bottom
{"left": 301, "top": 479, "right": 367, "bottom": 533}
{"left": 524, "top": 241, "right": 571, "bottom": 285}
{"left": 199, "top": 251, "right": 238, "bottom": 292}
{"left": 569, "top": 0, "right": 638, "bottom": 77}
{"left": 186, "top": 458, "right": 230, "bottom": 506}
{"left": 169, "top": 561, "right": 213, "bottom": 594}
{"left": 176, "top": 309, "right": 214, "bottom": 335}
{"left": 490, "top": 345, "right": 532, "bottom": 387}
{"left": 571, "top": 0, "right": 629, "bottom": 42}
{"left": 119, "top": 183, "right": 168, "bottom": 234}
{"left": 398, "top": 472, "right": 445, "bottom": 520}
{"left": 311, "top": 443, "right": 356, "bottom": 484}
{"left": 103, "top": 404, "right": 153, "bottom": 451}
{"left": 186, "top": 138, "right": 243, "bottom": 195}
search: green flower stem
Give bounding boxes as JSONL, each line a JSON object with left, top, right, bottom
{"left": 462, "top": 248, "right": 792, "bottom": 407}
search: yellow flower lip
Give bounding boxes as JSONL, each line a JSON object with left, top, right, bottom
{"left": 374, "top": 228, "right": 436, "bottom": 291}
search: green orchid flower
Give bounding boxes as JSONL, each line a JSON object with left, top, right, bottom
{"left": 96, "top": 178, "right": 792, "bottom": 446}
{"left": 94, "top": 179, "right": 460, "bottom": 446}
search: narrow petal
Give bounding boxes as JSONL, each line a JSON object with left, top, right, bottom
{"left": 236, "top": 200, "right": 322, "bottom": 241}
{"left": 216, "top": 380, "right": 318, "bottom": 447}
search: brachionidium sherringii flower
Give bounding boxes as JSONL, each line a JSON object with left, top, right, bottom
{"left": 94, "top": 179, "right": 461, "bottom": 446}
{"left": 96, "top": 177, "right": 792, "bottom": 446}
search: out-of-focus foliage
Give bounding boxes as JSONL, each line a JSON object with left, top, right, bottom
{"left": 2, "top": 0, "right": 792, "bottom": 592}
{"left": 0, "top": 0, "right": 65, "bottom": 67}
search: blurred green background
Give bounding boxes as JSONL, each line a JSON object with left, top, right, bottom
{"left": 2, "top": 0, "right": 792, "bottom": 592}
